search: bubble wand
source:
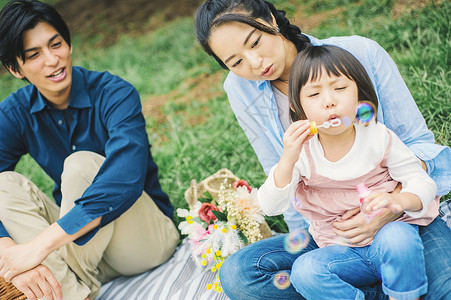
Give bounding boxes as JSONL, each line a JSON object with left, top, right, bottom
{"left": 309, "top": 117, "right": 352, "bottom": 135}
{"left": 308, "top": 101, "right": 376, "bottom": 135}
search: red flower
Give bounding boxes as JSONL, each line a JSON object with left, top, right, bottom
{"left": 233, "top": 179, "right": 252, "bottom": 192}
{"left": 198, "top": 202, "right": 222, "bottom": 223}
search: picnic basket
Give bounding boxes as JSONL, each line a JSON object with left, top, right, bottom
{"left": 0, "top": 277, "right": 26, "bottom": 300}
{"left": 184, "top": 168, "right": 272, "bottom": 240}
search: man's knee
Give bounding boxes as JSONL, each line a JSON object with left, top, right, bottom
{"left": 62, "top": 151, "right": 104, "bottom": 183}
{"left": 0, "top": 171, "right": 31, "bottom": 214}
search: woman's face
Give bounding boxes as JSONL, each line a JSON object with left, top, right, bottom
{"left": 209, "top": 21, "right": 296, "bottom": 82}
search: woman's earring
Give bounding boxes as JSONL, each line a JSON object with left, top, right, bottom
{"left": 276, "top": 25, "right": 280, "bottom": 33}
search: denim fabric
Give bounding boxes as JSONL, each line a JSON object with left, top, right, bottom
{"left": 419, "top": 217, "right": 451, "bottom": 300}
{"left": 219, "top": 217, "right": 451, "bottom": 300}
{"left": 291, "top": 222, "right": 426, "bottom": 300}
{"left": 219, "top": 233, "right": 386, "bottom": 300}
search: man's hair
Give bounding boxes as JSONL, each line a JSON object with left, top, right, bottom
{"left": 0, "top": 0, "right": 71, "bottom": 73}
{"left": 288, "top": 45, "right": 379, "bottom": 122}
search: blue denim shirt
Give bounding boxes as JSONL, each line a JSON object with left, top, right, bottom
{"left": 224, "top": 35, "right": 451, "bottom": 231}
{"left": 0, "top": 67, "right": 173, "bottom": 245}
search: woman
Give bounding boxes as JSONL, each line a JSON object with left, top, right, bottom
{"left": 195, "top": 0, "right": 451, "bottom": 299}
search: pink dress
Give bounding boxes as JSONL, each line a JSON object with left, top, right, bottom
{"left": 293, "top": 136, "right": 439, "bottom": 248}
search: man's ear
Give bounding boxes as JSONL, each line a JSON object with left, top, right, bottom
{"left": 7, "top": 66, "right": 25, "bottom": 80}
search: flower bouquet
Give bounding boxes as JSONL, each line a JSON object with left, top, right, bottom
{"left": 178, "top": 169, "right": 271, "bottom": 292}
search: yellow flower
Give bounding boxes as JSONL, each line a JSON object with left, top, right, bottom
{"left": 207, "top": 284, "right": 213, "bottom": 290}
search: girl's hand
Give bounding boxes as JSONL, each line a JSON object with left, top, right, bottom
{"left": 363, "top": 192, "right": 403, "bottom": 214}
{"left": 280, "top": 120, "right": 312, "bottom": 167}
{"left": 363, "top": 191, "right": 422, "bottom": 214}
{"left": 274, "top": 120, "right": 312, "bottom": 188}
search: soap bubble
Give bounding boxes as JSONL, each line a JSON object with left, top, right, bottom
{"left": 356, "top": 102, "right": 376, "bottom": 125}
{"left": 284, "top": 229, "right": 310, "bottom": 254}
{"left": 273, "top": 271, "right": 291, "bottom": 289}
{"left": 342, "top": 116, "right": 352, "bottom": 127}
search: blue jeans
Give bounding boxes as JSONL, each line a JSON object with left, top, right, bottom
{"left": 219, "top": 217, "right": 451, "bottom": 300}
{"left": 290, "top": 222, "right": 426, "bottom": 300}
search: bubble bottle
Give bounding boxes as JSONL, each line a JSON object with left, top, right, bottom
{"left": 356, "top": 183, "right": 382, "bottom": 221}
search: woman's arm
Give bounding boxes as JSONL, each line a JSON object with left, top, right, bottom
{"left": 364, "top": 37, "right": 450, "bottom": 195}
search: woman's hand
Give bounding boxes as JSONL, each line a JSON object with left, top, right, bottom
{"left": 333, "top": 207, "right": 402, "bottom": 246}
{"left": 274, "top": 120, "right": 312, "bottom": 188}
{"left": 11, "top": 264, "right": 62, "bottom": 300}
{"left": 333, "top": 183, "right": 404, "bottom": 246}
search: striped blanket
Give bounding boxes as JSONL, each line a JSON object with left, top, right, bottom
{"left": 98, "top": 238, "right": 230, "bottom": 300}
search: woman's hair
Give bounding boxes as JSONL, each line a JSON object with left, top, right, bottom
{"left": 195, "top": 0, "right": 311, "bottom": 69}
{"left": 288, "top": 45, "right": 378, "bottom": 122}
{"left": 0, "top": 0, "right": 71, "bottom": 74}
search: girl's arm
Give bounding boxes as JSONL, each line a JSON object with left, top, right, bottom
{"left": 274, "top": 120, "right": 312, "bottom": 188}
{"left": 364, "top": 129, "right": 437, "bottom": 217}
{"left": 258, "top": 120, "right": 312, "bottom": 216}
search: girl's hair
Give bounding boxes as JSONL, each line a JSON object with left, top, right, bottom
{"left": 288, "top": 45, "right": 378, "bottom": 122}
{"left": 195, "top": 0, "right": 311, "bottom": 69}
{"left": 0, "top": 0, "right": 71, "bottom": 74}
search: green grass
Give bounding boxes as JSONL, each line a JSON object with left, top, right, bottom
{"left": 1, "top": 0, "right": 449, "bottom": 234}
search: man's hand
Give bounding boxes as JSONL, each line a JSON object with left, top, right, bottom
{"left": 0, "top": 241, "right": 48, "bottom": 282}
{"left": 333, "top": 207, "right": 402, "bottom": 246}
{"left": 11, "top": 264, "right": 62, "bottom": 300}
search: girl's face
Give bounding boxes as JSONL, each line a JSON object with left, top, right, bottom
{"left": 300, "top": 68, "right": 359, "bottom": 136}
{"left": 209, "top": 21, "right": 297, "bottom": 82}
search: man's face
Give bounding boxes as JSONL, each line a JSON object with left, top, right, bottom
{"left": 10, "top": 21, "right": 73, "bottom": 109}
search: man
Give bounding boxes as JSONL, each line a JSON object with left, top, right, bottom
{"left": 0, "top": 1, "right": 179, "bottom": 299}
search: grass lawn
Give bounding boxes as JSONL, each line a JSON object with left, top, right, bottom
{"left": 0, "top": 0, "right": 449, "bottom": 234}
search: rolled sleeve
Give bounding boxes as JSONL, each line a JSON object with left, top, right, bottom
{"left": 62, "top": 80, "right": 148, "bottom": 245}
{"left": 409, "top": 143, "right": 451, "bottom": 196}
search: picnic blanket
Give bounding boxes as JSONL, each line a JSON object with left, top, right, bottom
{"left": 98, "top": 238, "right": 230, "bottom": 300}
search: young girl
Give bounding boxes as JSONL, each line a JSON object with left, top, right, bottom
{"left": 257, "top": 45, "right": 439, "bottom": 300}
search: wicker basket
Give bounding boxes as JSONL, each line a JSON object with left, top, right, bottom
{"left": 184, "top": 168, "right": 272, "bottom": 240}
{"left": 0, "top": 278, "right": 26, "bottom": 300}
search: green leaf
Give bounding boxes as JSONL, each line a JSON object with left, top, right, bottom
{"left": 212, "top": 210, "right": 228, "bottom": 222}
{"left": 238, "top": 230, "right": 249, "bottom": 245}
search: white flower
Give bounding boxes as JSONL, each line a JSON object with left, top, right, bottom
{"left": 235, "top": 186, "right": 265, "bottom": 223}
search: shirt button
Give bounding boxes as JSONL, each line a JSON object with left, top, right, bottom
{"left": 72, "top": 145, "right": 76, "bottom": 151}
{"left": 109, "top": 207, "right": 113, "bottom": 211}
{"left": 420, "top": 153, "right": 425, "bottom": 158}
{"left": 58, "top": 120, "right": 63, "bottom": 125}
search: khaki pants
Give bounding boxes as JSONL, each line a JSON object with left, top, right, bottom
{"left": 0, "top": 151, "right": 179, "bottom": 299}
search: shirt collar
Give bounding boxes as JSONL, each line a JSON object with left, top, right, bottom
{"left": 30, "top": 67, "right": 92, "bottom": 113}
